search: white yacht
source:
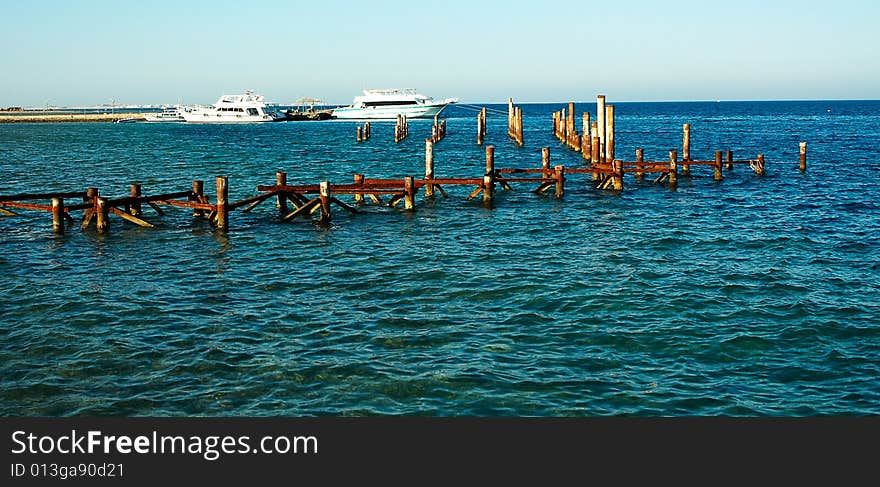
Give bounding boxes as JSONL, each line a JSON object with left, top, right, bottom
{"left": 331, "top": 89, "right": 458, "bottom": 119}
{"left": 180, "top": 91, "right": 282, "bottom": 123}
{"left": 144, "top": 106, "right": 185, "bottom": 122}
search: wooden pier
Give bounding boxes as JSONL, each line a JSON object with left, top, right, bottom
{"left": 1, "top": 93, "right": 807, "bottom": 234}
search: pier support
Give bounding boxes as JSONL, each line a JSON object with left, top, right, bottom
{"left": 682, "top": 123, "right": 691, "bottom": 175}
{"left": 319, "top": 181, "right": 331, "bottom": 223}
{"left": 669, "top": 150, "right": 678, "bottom": 188}
{"left": 191, "top": 181, "right": 203, "bottom": 217}
{"left": 353, "top": 174, "right": 365, "bottom": 204}
{"left": 799, "top": 142, "right": 807, "bottom": 172}
{"left": 605, "top": 105, "right": 615, "bottom": 161}
{"left": 726, "top": 150, "right": 734, "bottom": 172}
{"left": 216, "top": 176, "right": 229, "bottom": 231}
{"left": 554, "top": 165, "right": 565, "bottom": 198}
{"left": 51, "top": 197, "right": 64, "bottom": 234}
{"left": 130, "top": 183, "right": 142, "bottom": 217}
{"left": 596, "top": 95, "right": 606, "bottom": 162}
{"left": 611, "top": 160, "right": 623, "bottom": 191}
{"left": 714, "top": 150, "right": 724, "bottom": 181}
{"left": 425, "top": 139, "right": 435, "bottom": 198}
{"left": 483, "top": 146, "right": 496, "bottom": 204}
{"left": 404, "top": 176, "right": 416, "bottom": 210}
{"left": 96, "top": 197, "right": 109, "bottom": 233}
{"left": 635, "top": 148, "right": 645, "bottom": 180}
{"left": 276, "top": 172, "right": 287, "bottom": 212}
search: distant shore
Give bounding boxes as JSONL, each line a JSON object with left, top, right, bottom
{"left": 0, "top": 113, "right": 147, "bottom": 123}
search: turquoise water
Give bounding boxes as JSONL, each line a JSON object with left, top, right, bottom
{"left": 1, "top": 101, "right": 879, "bottom": 416}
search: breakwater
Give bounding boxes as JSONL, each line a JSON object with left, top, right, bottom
{"left": 0, "top": 112, "right": 147, "bottom": 123}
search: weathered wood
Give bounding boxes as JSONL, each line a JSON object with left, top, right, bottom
{"left": 596, "top": 95, "right": 606, "bottom": 159}
{"left": 357, "top": 125, "right": 363, "bottom": 142}
{"left": 611, "top": 160, "right": 623, "bottom": 191}
{"left": 216, "top": 176, "right": 229, "bottom": 230}
{"left": 714, "top": 150, "right": 723, "bottom": 181}
{"left": 682, "top": 123, "right": 691, "bottom": 175}
{"left": 318, "top": 181, "right": 331, "bottom": 223}
{"left": 330, "top": 197, "right": 358, "bottom": 214}
{"left": 109, "top": 206, "right": 155, "bottom": 228}
{"left": 191, "top": 180, "right": 204, "bottom": 217}
{"left": 51, "top": 197, "right": 64, "bottom": 234}
{"left": 239, "top": 191, "right": 277, "bottom": 212}
{"left": 605, "top": 104, "right": 615, "bottom": 161}
{"left": 80, "top": 208, "right": 94, "bottom": 230}
{"left": 669, "top": 150, "right": 678, "bottom": 187}
{"left": 542, "top": 147, "right": 550, "bottom": 175}
{"left": 0, "top": 191, "right": 87, "bottom": 203}
{"left": 425, "top": 139, "right": 435, "bottom": 198}
{"left": 147, "top": 202, "right": 165, "bottom": 215}
{"left": 799, "top": 142, "right": 807, "bottom": 172}
{"left": 129, "top": 184, "right": 142, "bottom": 217}
{"left": 554, "top": 165, "right": 565, "bottom": 198}
{"left": 282, "top": 198, "right": 320, "bottom": 221}
{"left": 484, "top": 146, "right": 495, "bottom": 204}
{"left": 353, "top": 174, "right": 365, "bottom": 204}
{"left": 756, "top": 154, "right": 765, "bottom": 176}
{"left": 276, "top": 172, "right": 287, "bottom": 212}
{"left": 635, "top": 148, "right": 645, "bottom": 180}
{"left": 96, "top": 197, "right": 109, "bottom": 233}
{"left": 0, "top": 208, "right": 17, "bottom": 216}
{"left": 726, "top": 150, "right": 734, "bottom": 172}
{"left": 404, "top": 176, "right": 416, "bottom": 210}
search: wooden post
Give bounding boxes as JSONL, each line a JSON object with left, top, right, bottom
{"left": 508, "top": 97, "right": 514, "bottom": 135}
{"left": 483, "top": 145, "right": 495, "bottom": 204}
{"left": 274, "top": 172, "right": 288, "bottom": 213}
{"left": 51, "top": 197, "right": 64, "bottom": 234}
{"left": 130, "top": 183, "right": 142, "bottom": 217}
{"left": 635, "top": 148, "right": 645, "bottom": 180}
{"left": 714, "top": 150, "right": 723, "bottom": 181}
{"left": 596, "top": 95, "right": 606, "bottom": 160}
{"left": 216, "top": 176, "right": 229, "bottom": 231}
{"left": 605, "top": 104, "right": 615, "bottom": 161}
{"left": 191, "top": 180, "right": 203, "bottom": 217}
{"left": 404, "top": 176, "right": 416, "bottom": 210}
{"left": 567, "top": 102, "right": 575, "bottom": 142}
{"left": 582, "top": 112, "right": 590, "bottom": 139}
{"left": 682, "top": 123, "right": 691, "bottom": 175}
{"left": 319, "top": 181, "right": 331, "bottom": 223}
{"left": 669, "top": 150, "right": 678, "bottom": 187}
{"left": 611, "top": 159, "right": 623, "bottom": 191}
{"left": 96, "top": 197, "right": 109, "bottom": 233}
{"left": 799, "top": 142, "right": 807, "bottom": 172}
{"left": 590, "top": 135, "right": 600, "bottom": 180}
{"left": 353, "top": 174, "right": 365, "bottom": 204}
{"left": 682, "top": 123, "right": 691, "bottom": 161}
{"left": 425, "top": 139, "right": 435, "bottom": 198}
{"left": 756, "top": 154, "right": 765, "bottom": 176}
{"left": 726, "top": 150, "right": 734, "bottom": 171}
{"left": 357, "top": 126, "right": 363, "bottom": 142}
{"left": 365, "top": 121, "right": 371, "bottom": 140}
{"left": 554, "top": 165, "right": 565, "bottom": 198}
{"left": 541, "top": 147, "right": 550, "bottom": 175}
{"left": 477, "top": 110, "right": 483, "bottom": 145}
{"left": 516, "top": 106, "right": 523, "bottom": 146}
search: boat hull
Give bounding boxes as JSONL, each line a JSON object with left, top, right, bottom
{"left": 180, "top": 113, "right": 277, "bottom": 123}
{"left": 331, "top": 103, "right": 450, "bottom": 120}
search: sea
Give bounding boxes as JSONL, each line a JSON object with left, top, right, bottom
{"left": 1, "top": 100, "right": 878, "bottom": 416}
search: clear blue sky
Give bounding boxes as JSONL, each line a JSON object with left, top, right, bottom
{"left": 2, "top": 0, "right": 878, "bottom": 106}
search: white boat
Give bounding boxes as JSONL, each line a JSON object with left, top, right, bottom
{"left": 144, "top": 106, "right": 185, "bottom": 122}
{"left": 331, "top": 89, "right": 458, "bottom": 119}
{"left": 180, "top": 91, "right": 283, "bottom": 123}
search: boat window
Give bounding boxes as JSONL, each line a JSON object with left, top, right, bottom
{"left": 247, "top": 108, "right": 259, "bottom": 116}
{"left": 363, "top": 100, "right": 418, "bottom": 107}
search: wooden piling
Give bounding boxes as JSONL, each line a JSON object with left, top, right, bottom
{"left": 319, "top": 181, "right": 331, "bottom": 223}
{"left": 484, "top": 145, "right": 495, "bottom": 204}
{"left": 365, "top": 121, "right": 371, "bottom": 140}
{"left": 130, "top": 183, "right": 142, "bottom": 217}
{"left": 96, "top": 197, "right": 109, "bottom": 233}
{"left": 635, "top": 148, "right": 645, "bottom": 180}
{"left": 682, "top": 123, "right": 691, "bottom": 175}
{"left": 541, "top": 147, "right": 550, "bottom": 175}
{"left": 611, "top": 159, "right": 623, "bottom": 191}
{"left": 51, "top": 197, "right": 64, "bottom": 234}
{"left": 404, "top": 176, "right": 416, "bottom": 210}
{"left": 353, "top": 174, "right": 365, "bottom": 204}
{"left": 191, "top": 180, "right": 203, "bottom": 217}
{"left": 756, "top": 154, "right": 765, "bottom": 176}
{"left": 554, "top": 165, "right": 565, "bottom": 198}
{"left": 357, "top": 126, "right": 363, "bottom": 142}
{"left": 714, "top": 150, "right": 724, "bottom": 181}
{"left": 216, "top": 176, "right": 229, "bottom": 231}
{"left": 276, "top": 172, "right": 287, "bottom": 212}
{"left": 425, "top": 139, "right": 435, "bottom": 198}
{"left": 596, "top": 95, "right": 606, "bottom": 159}
{"left": 590, "top": 136, "right": 600, "bottom": 180}
{"left": 726, "top": 150, "right": 734, "bottom": 172}
{"left": 605, "top": 104, "right": 615, "bottom": 161}
{"left": 669, "top": 150, "right": 678, "bottom": 187}
{"left": 799, "top": 142, "right": 807, "bottom": 172}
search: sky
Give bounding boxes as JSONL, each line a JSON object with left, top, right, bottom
{"left": 1, "top": 0, "right": 878, "bottom": 106}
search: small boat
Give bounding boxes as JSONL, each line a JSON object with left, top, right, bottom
{"left": 145, "top": 106, "right": 185, "bottom": 122}
{"left": 114, "top": 117, "right": 139, "bottom": 124}
{"left": 180, "top": 91, "right": 284, "bottom": 123}
{"left": 331, "top": 89, "right": 458, "bottom": 120}
{"left": 285, "top": 98, "right": 334, "bottom": 121}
